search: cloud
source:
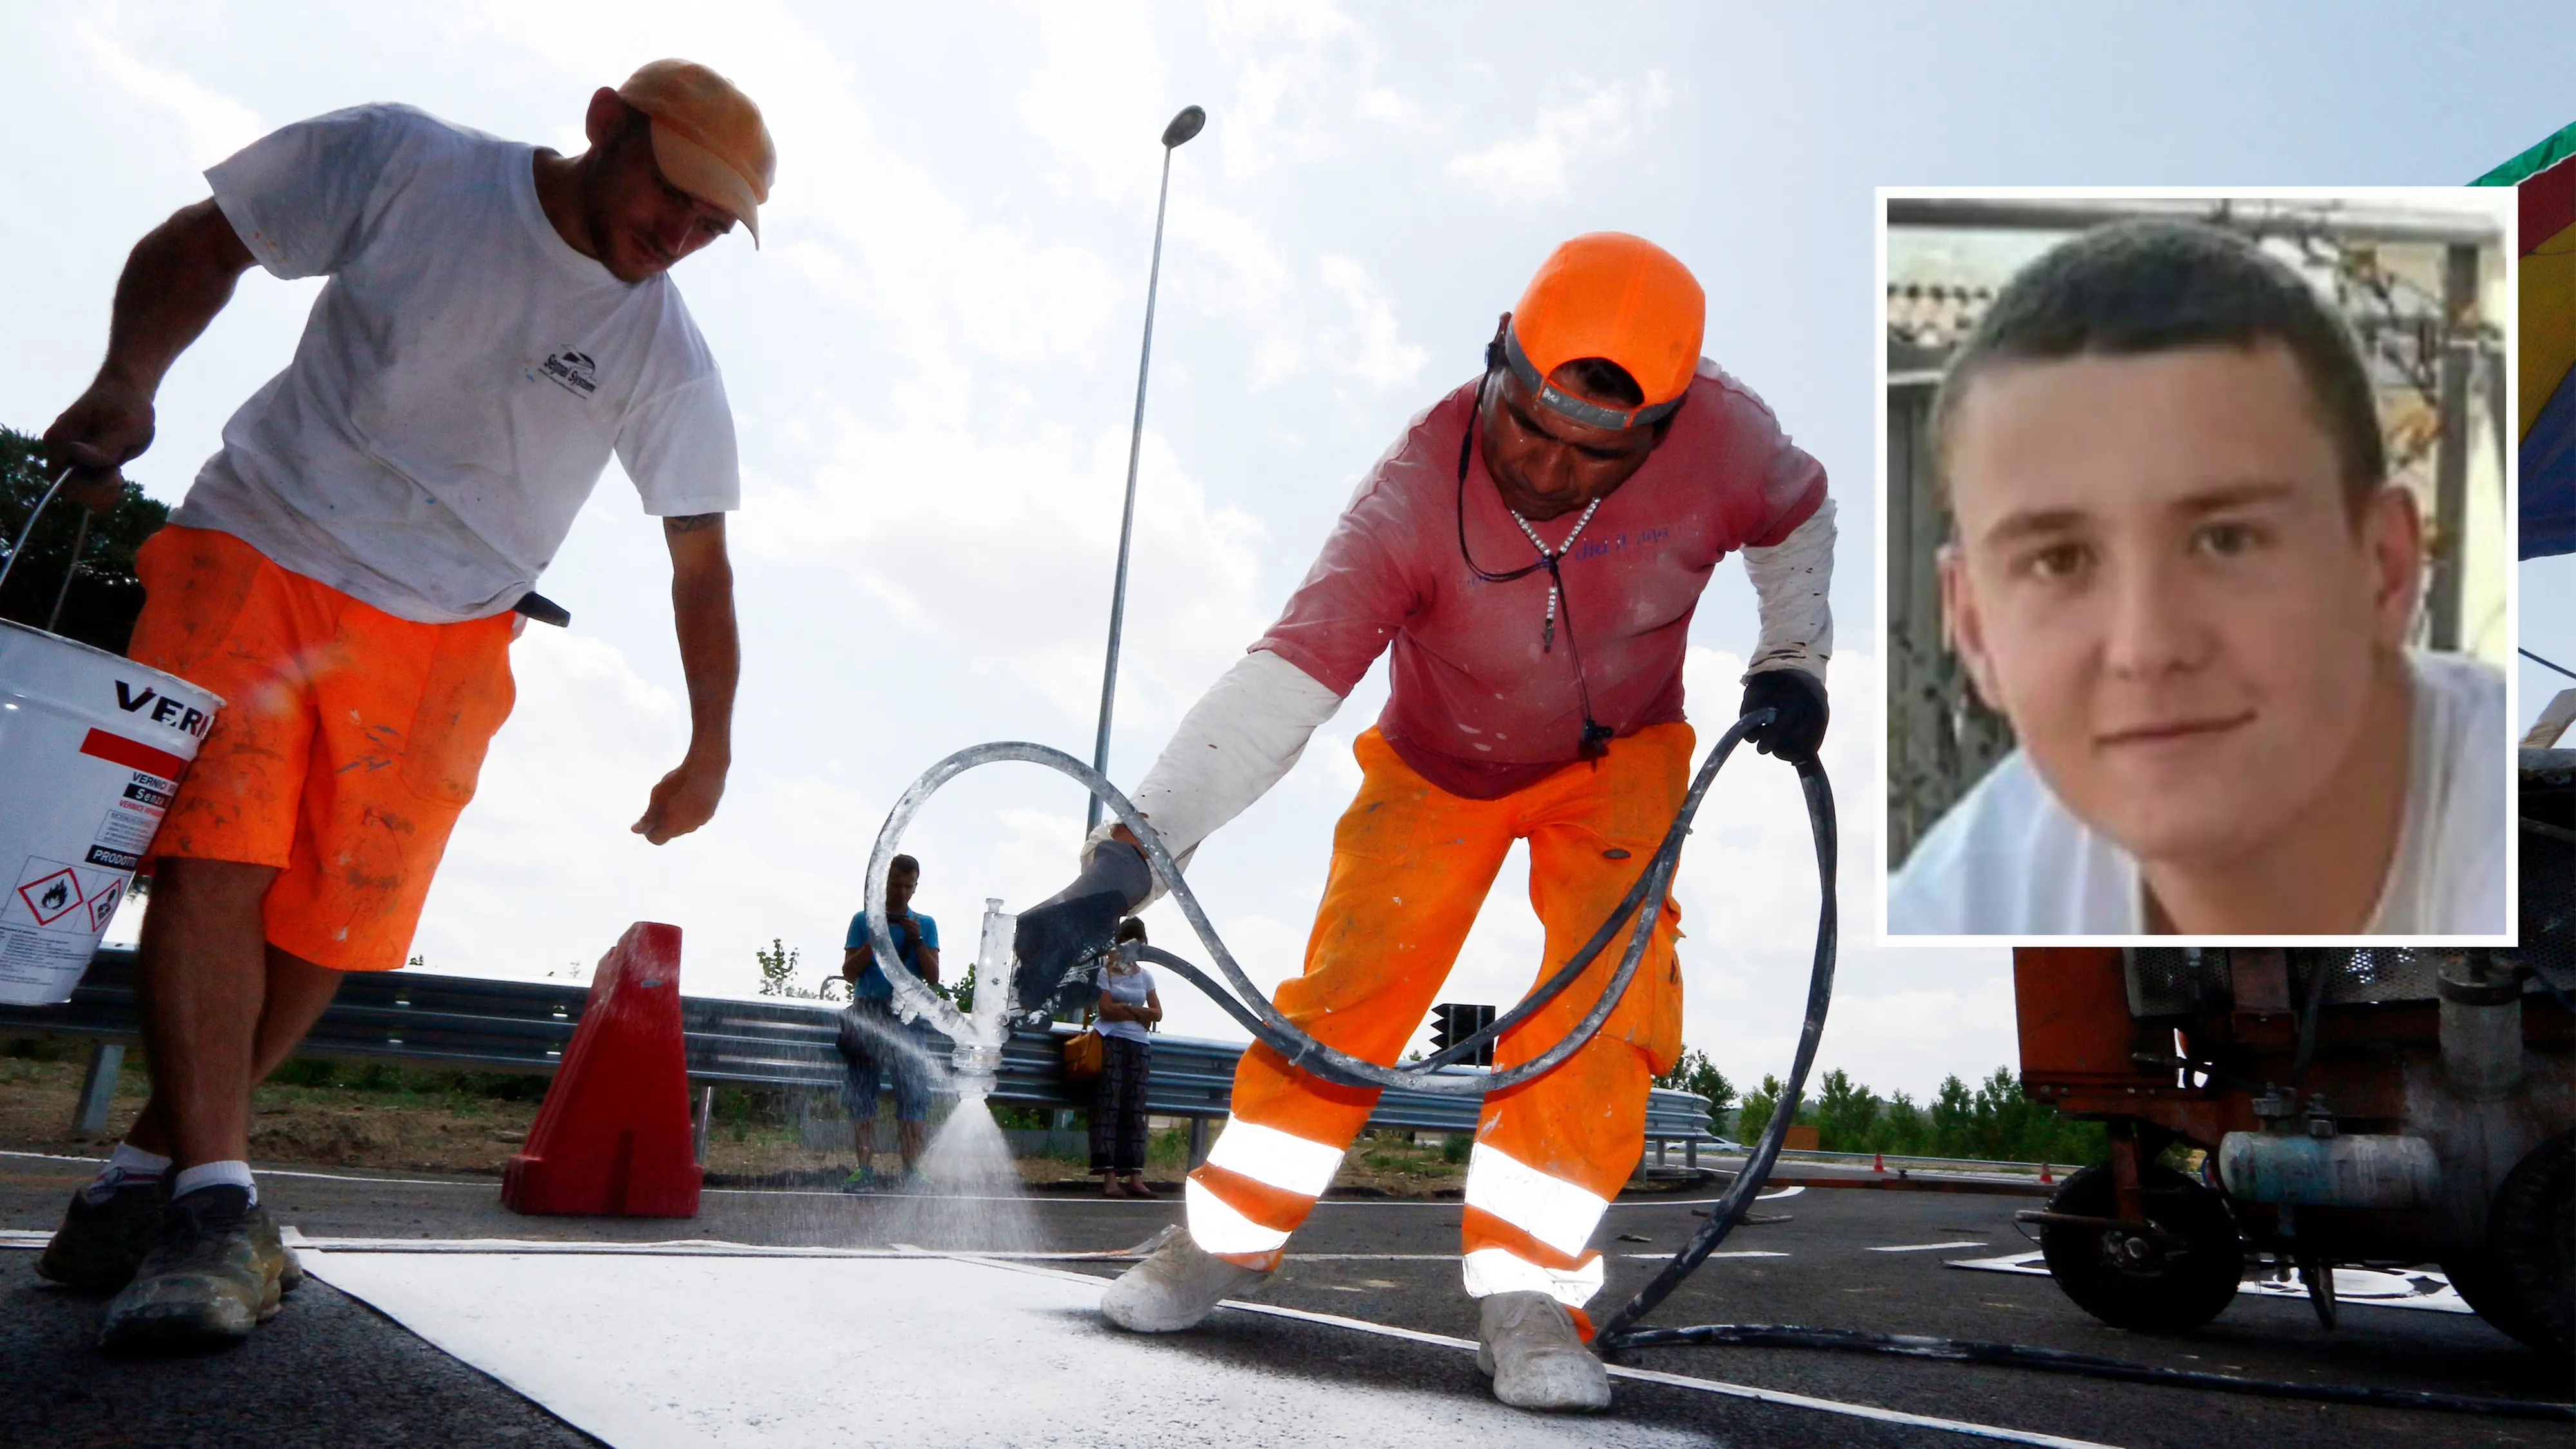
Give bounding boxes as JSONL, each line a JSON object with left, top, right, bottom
{"left": 1315, "top": 254, "right": 1430, "bottom": 391}
{"left": 1446, "top": 71, "right": 1674, "bottom": 209}
{"left": 75, "top": 24, "right": 265, "bottom": 166}
{"left": 1203, "top": 0, "right": 1410, "bottom": 180}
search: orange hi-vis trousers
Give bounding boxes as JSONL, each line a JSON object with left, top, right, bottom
{"left": 1186, "top": 723, "right": 1690, "bottom": 1319}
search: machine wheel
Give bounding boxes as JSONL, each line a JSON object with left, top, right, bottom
{"left": 2038, "top": 1162, "right": 2244, "bottom": 1332}
{"left": 2440, "top": 1251, "right": 2538, "bottom": 1351}
{"left": 2479, "top": 1130, "right": 2574, "bottom": 1363}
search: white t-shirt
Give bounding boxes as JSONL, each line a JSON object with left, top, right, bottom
{"left": 173, "top": 104, "right": 739, "bottom": 623}
{"left": 1888, "top": 652, "right": 2508, "bottom": 936}
{"left": 1095, "top": 963, "right": 1157, "bottom": 1044}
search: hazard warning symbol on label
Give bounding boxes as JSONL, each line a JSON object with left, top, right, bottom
{"left": 17, "top": 867, "right": 87, "bottom": 927}
{"left": 87, "top": 878, "right": 126, "bottom": 933}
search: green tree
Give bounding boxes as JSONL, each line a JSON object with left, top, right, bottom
{"left": 1879, "top": 1090, "right": 1928, "bottom": 1156}
{"left": 1927, "top": 1073, "right": 1977, "bottom": 1157}
{"left": 1813, "top": 1068, "right": 1882, "bottom": 1151}
{"left": 1737, "top": 1072, "right": 1806, "bottom": 1143}
{"left": 755, "top": 939, "right": 809, "bottom": 998}
{"left": 0, "top": 426, "right": 170, "bottom": 652}
{"left": 1653, "top": 1046, "right": 1734, "bottom": 1129}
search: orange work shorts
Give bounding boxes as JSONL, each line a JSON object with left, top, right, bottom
{"left": 129, "top": 526, "right": 516, "bottom": 972}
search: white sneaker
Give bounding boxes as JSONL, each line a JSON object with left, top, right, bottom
{"left": 1475, "top": 1291, "right": 1611, "bottom": 1411}
{"left": 1100, "top": 1227, "right": 1269, "bottom": 1332}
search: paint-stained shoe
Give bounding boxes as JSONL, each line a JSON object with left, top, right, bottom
{"left": 97, "top": 1186, "right": 279, "bottom": 1352}
{"left": 247, "top": 1203, "right": 303, "bottom": 1296}
{"left": 35, "top": 1170, "right": 169, "bottom": 1292}
{"left": 1100, "top": 1226, "right": 1269, "bottom": 1332}
{"left": 1475, "top": 1291, "right": 1611, "bottom": 1412}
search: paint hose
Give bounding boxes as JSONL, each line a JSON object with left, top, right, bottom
{"left": 857, "top": 710, "right": 1839, "bottom": 1343}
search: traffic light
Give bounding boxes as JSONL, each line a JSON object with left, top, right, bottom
{"left": 1431, "top": 1002, "right": 1496, "bottom": 1066}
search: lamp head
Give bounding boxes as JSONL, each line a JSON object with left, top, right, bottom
{"left": 1162, "top": 105, "right": 1206, "bottom": 148}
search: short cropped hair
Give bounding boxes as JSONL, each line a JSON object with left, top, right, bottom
{"left": 1930, "top": 218, "right": 2385, "bottom": 506}
{"left": 889, "top": 854, "right": 920, "bottom": 878}
{"left": 1547, "top": 355, "right": 1679, "bottom": 437}
{"left": 1560, "top": 356, "right": 1645, "bottom": 408}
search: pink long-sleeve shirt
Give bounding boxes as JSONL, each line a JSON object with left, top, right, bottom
{"left": 1253, "top": 361, "right": 1827, "bottom": 800}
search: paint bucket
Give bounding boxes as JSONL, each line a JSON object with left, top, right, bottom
{"left": 0, "top": 605, "right": 222, "bottom": 1005}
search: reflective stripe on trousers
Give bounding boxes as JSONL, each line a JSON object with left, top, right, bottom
{"left": 1182, "top": 723, "right": 1689, "bottom": 1300}
{"left": 1183, "top": 1119, "right": 1345, "bottom": 1258}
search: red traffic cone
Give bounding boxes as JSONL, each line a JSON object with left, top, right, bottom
{"left": 1871, "top": 1152, "right": 1886, "bottom": 1173}
{"left": 2039, "top": 1162, "right": 2054, "bottom": 1184}
{"left": 503, "top": 922, "right": 701, "bottom": 1217}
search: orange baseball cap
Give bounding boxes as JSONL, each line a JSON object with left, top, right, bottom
{"left": 618, "top": 59, "right": 776, "bottom": 247}
{"left": 1504, "top": 233, "right": 1705, "bottom": 429}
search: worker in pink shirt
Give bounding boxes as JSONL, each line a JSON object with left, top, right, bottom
{"left": 1014, "top": 233, "right": 1835, "bottom": 1412}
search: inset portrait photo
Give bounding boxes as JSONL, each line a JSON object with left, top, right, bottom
{"left": 1880, "top": 190, "right": 2515, "bottom": 942}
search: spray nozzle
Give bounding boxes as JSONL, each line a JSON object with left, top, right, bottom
{"left": 950, "top": 1041, "right": 1002, "bottom": 1081}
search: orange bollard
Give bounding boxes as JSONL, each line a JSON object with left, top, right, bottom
{"left": 2038, "top": 1162, "right": 2054, "bottom": 1185}
{"left": 503, "top": 922, "right": 701, "bottom": 1217}
{"left": 1871, "top": 1152, "right": 1885, "bottom": 1173}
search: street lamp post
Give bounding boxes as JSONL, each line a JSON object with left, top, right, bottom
{"left": 1088, "top": 104, "right": 1206, "bottom": 833}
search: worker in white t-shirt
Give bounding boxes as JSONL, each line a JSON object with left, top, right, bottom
{"left": 1888, "top": 219, "right": 2507, "bottom": 938}
{"left": 35, "top": 61, "right": 773, "bottom": 1350}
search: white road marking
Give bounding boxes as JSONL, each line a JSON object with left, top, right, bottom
{"left": 1946, "top": 1251, "right": 2052, "bottom": 1276}
{"left": 305, "top": 1247, "right": 1699, "bottom": 1448}
{"left": 1870, "top": 1240, "right": 1989, "bottom": 1253}
{"left": 883, "top": 1255, "right": 2122, "bottom": 1446}
{"left": 272, "top": 1234, "right": 2120, "bottom": 1446}
{"left": 1, "top": 1148, "right": 487, "bottom": 1189}
{"left": 1947, "top": 1250, "right": 2475, "bottom": 1314}
{"left": 1212, "top": 1296, "right": 2124, "bottom": 1449}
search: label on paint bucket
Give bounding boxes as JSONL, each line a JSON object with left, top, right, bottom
{"left": 1, "top": 855, "right": 126, "bottom": 983}
{"left": 0, "top": 618, "right": 222, "bottom": 1004}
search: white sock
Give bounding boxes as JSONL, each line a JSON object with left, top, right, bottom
{"left": 108, "top": 1142, "right": 172, "bottom": 1177}
{"left": 172, "top": 1160, "right": 258, "bottom": 1207}
{"left": 79, "top": 1143, "right": 173, "bottom": 1202}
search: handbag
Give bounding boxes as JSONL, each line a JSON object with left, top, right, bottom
{"left": 1063, "top": 1027, "right": 1105, "bottom": 1081}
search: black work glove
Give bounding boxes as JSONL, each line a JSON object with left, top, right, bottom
{"left": 1738, "top": 668, "right": 1828, "bottom": 764}
{"left": 1010, "top": 838, "right": 1151, "bottom": 1023}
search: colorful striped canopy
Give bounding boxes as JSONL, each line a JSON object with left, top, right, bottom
{"left": 2481, "top": 121, "right": 2576, "bottom": 558}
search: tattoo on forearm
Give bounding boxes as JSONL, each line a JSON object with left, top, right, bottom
{"left": 666, "top": 513, "right": 723, "bottom": 533}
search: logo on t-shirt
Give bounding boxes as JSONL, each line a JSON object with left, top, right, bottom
{"left": 540, "top": 349, "right": 598, "bottom": 398}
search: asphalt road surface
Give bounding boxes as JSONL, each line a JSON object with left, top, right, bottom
{"left": 2, "top": 1150, "right": 2566, "bottom": 1448}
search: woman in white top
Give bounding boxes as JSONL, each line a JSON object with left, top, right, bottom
{"left": 1092, "top": 918, "right": 1164, "bottom": 1198}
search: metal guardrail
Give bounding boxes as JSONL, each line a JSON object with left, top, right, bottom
{"left": 1763, "top": 1147, "right": 2062, "bottom": 1173}
{"left": 0, "top": 951, "right": 1721, "bottom": 1148}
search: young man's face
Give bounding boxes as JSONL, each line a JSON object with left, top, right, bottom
{"left": 886, "top": 867, "right": 918, "bottom": 915}
{"left": 1937, "top": 339, "right": 2420, "bottom": 867}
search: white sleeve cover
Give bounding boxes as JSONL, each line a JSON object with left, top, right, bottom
{"left": 1085, "top": 649, "right": 1347, "bottom": 902}
{"left": 1739, "top": 495, "right": 1835, "bottom": 680}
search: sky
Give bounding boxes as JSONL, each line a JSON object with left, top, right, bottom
{"left": 9, "top": 2, "right": 2574, "bottom": 1100}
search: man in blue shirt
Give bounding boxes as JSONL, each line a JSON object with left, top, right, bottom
{"left": 837, "top": 853, "right": 940, "bottom": 1189}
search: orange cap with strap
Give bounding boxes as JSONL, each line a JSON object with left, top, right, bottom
{"left": 1504, "top": 233, "right": 1705, "bottom": 430}
{"left": 618, "top": 59, "right": 777, "bottom": 247}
